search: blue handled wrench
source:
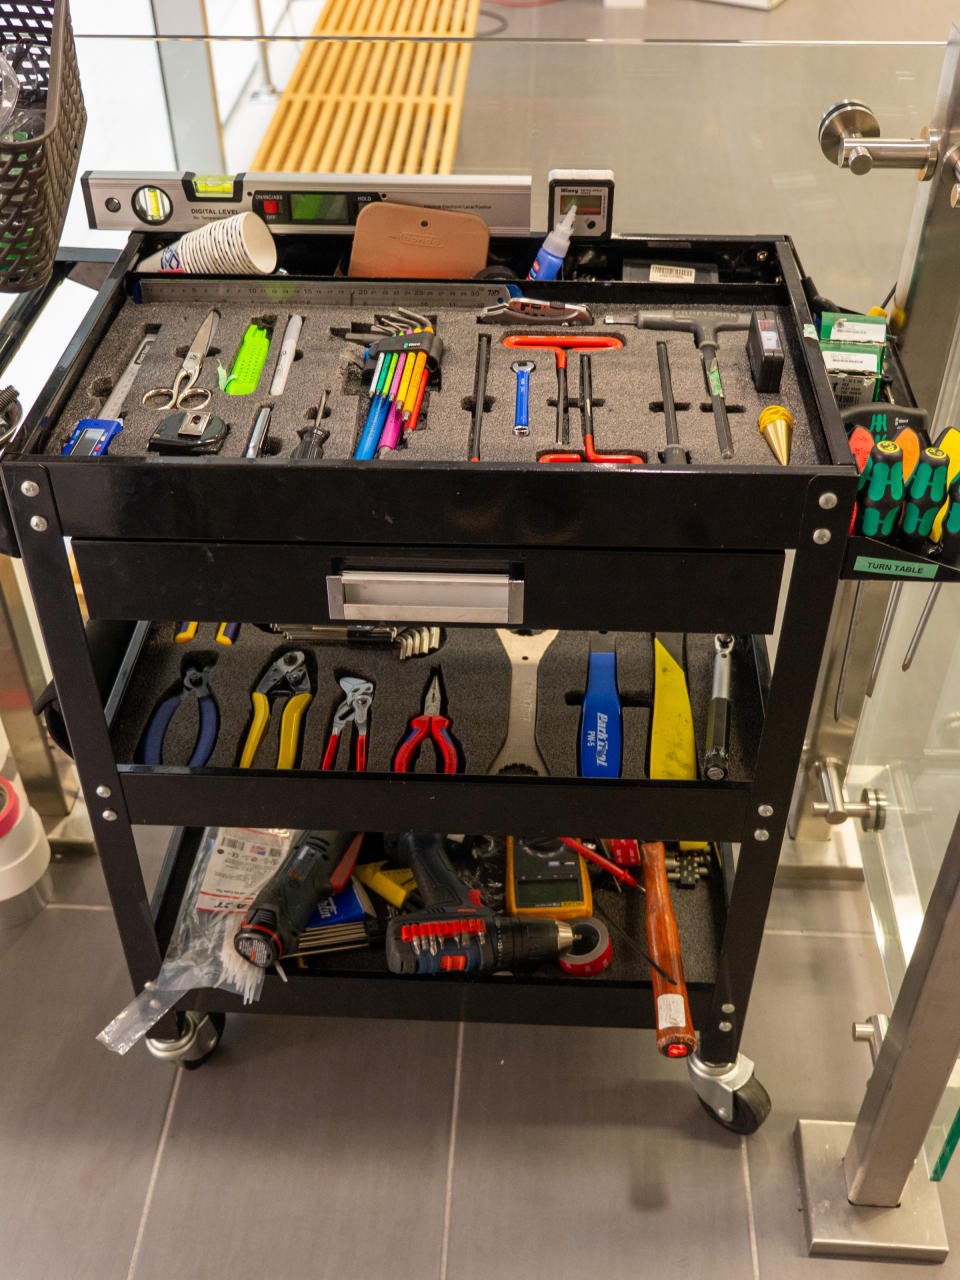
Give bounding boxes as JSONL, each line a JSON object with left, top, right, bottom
{"left": 511, "top": 360, "right": 535, "bottom": 436}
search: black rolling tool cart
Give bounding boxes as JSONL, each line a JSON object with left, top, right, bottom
{"left": 0, "top": 226, "right": 856, "bottom": 1134}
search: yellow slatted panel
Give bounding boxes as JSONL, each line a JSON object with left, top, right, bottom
{"left": 251, "top": 0, "right": 480, "bottom": 174}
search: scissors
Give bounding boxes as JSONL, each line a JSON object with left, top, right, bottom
{"left": 142, "top": 309, "right": 219, "bottom": 411}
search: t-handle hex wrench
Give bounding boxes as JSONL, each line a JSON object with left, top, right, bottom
{"left": 502, "top": 333, "right": 623, "bottom": 448}
{"left": 607, "top": 311, "right": 751, "bottom": 459}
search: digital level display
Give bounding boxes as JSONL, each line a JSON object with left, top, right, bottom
{"left": 289, "top": 191, "right": 350, "bottom": 223}
{"left": 548, "top": 168, "right": 615, "bottom": 239}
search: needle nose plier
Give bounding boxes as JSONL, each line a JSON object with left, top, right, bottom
{"left": 142, "top": 660, "right": 219, "bottom": 767}
{"left": 321, "top": 675, "right": 374, "bottom": 771}
{"left": 393, "top": 670, "right": 458, "bottom": 773}
{"left": 240, "top": 650, "right": 314, "bottom": 770}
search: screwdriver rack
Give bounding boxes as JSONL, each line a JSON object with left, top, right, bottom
{"left": 0, "top": 229, "right": 855, "bottom": 1073}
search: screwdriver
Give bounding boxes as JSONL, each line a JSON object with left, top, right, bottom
{"left": 928, "top": 427, "right": 960, "bottom": 543}
{"left": 291, "top": 389, "right": 330, "bottom": 459}
{"left": 657, "top": 341, "right": 687, "bottom": 466}
{"left": 855, "top": 439, "right": 903, "bottom": 539}
{"left": 902, "top": 470, "right": 960, "bottom": 672}
{"left": 898, "top": 445, "right": 949, "bottom": 552}
{"left": 893, "top": 427, "right": 921, "bottom": 484}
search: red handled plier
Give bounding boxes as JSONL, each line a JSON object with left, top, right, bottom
{"left": 321, "top": 675, "right": 374, "bottom": 771}
{"left": 393, "top": 670, "right": 458, "bottom": 773}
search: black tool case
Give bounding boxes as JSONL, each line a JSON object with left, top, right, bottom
{"left": 0, "top": 231, "right": 856, "bottom": 1067}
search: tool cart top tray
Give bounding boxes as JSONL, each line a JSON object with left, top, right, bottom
{"left": 2, "top": 233, "right": 855, "bottom": 560}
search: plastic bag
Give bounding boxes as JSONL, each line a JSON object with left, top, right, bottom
{"left": 97, "top": 827, "right": 293, "bottom": 1054}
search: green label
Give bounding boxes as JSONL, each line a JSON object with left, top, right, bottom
{"left": 707, "top": 362, "right": 723, "bottom": 398}
{"left": 853, "top": 555, "right": 938, "bottom": 579}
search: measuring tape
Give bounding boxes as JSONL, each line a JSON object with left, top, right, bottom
{"left": 558, "top": 917, "right": 612, "bottom": 976}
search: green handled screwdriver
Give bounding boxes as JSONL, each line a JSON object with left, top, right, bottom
{"left": 856, "top": 439, "right": 904, "bottom": 540}
{"left": 902, "top": 470, "right": 960, "bottom": 672}
{"left": 898, "top": 445, "right": 949, "bottom": 552}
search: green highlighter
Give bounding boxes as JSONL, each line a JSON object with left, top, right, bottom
{"left": 221, "top": 323, "right": 272, "bottom": 396}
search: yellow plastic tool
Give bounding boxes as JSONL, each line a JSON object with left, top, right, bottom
{"left": 651, "top": 634, "right": 708, "bottom": 852}
{"left": 354, "top": 861, "right": 417, "bottom": 908}
{"left": 174, "top": 621, "right": 199, "bottom": 643}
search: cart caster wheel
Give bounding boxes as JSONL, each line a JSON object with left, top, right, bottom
{"left": 698, "top": 1075, "right": 771, "bottom": 1134}
{"left": 146, "top": 1010, "right": 226, "bottom": 1069}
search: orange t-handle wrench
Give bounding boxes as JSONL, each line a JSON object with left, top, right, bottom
{"left": 502, "top": 333, "right": 623, "bottom": 451}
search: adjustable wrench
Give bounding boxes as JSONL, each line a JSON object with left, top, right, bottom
{"left": 488, "top": 629, "right": 559, "bottom": 775}
{"left": 510, "top": 360, "right": 535, "bottom": 436}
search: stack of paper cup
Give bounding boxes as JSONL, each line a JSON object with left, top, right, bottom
{"left": 139, "top": 211, "right": 277, "bottom": 276}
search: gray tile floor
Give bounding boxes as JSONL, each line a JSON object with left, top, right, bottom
{"left": 2, "top": 832, "right": 959, "bottom": 1280}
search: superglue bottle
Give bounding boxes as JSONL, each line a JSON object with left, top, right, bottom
{"left": 527, "top": 205, "right": 576, "bottom": 282}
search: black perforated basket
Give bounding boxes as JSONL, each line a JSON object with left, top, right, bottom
{"left": 0, "top": 0, "right": 85, "bottom": 291}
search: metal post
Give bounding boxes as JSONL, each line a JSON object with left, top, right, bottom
{"left": 4, "top": 467, "right": 163, "bottom": 995}
{"left": 698, "top": 478, "right": 851, "bottom": 1066}
{"left": 0, "top": 555, "right": 71, "bottom": 817}
{"left": 149, "top": 0, "right": 225, "bottom": 173}
{"left": 795, "top": 808, "right": 960, "bottom": 1259}
{"left": 890, "top": 25, "right": 960, "bottom": 422}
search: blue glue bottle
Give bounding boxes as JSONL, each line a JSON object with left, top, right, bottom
{"left": 527, "top": 204, "right": 576, "bottom": 282}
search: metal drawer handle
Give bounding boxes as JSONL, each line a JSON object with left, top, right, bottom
{"left": 326, "top": 570, "right": 523, "bottom": 625}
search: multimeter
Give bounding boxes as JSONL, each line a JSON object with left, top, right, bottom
{"left": 505, "top": 836, "right": 592, "bottom": 921}
{"left": 61, "top": 418, "right": 123, "bottom": 457}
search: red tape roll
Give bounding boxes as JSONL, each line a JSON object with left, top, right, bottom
{"left": 558, "top": 917, "right": 612, "bottom": 977}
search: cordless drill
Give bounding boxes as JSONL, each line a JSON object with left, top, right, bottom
{"left": 385, "top": 832, "right": 574, "bottom": 975}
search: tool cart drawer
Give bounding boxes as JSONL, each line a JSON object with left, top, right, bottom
{"left": 72, "top": 541, "right": 784, "bottom": 634}
{"left": 2, "top": 234, "right": 854, "bottom": 569}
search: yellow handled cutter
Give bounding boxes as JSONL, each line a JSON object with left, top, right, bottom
{"left": 240, "top": 650, "right": 314, "bottom": 770}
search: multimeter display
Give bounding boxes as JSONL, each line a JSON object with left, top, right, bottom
{"left": 517, "top": 877, "right": 581, "bottom": 907}
{"left": 506, "top": 836, "right": 592, "bottom": 920}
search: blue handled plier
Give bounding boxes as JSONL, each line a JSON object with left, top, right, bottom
{"left": 142, "top": 661, "right": 219, "bottom": 767}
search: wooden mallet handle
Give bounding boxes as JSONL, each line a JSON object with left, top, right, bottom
{"left": 640, "top": 841, "right": 697, "bottom": 1057}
